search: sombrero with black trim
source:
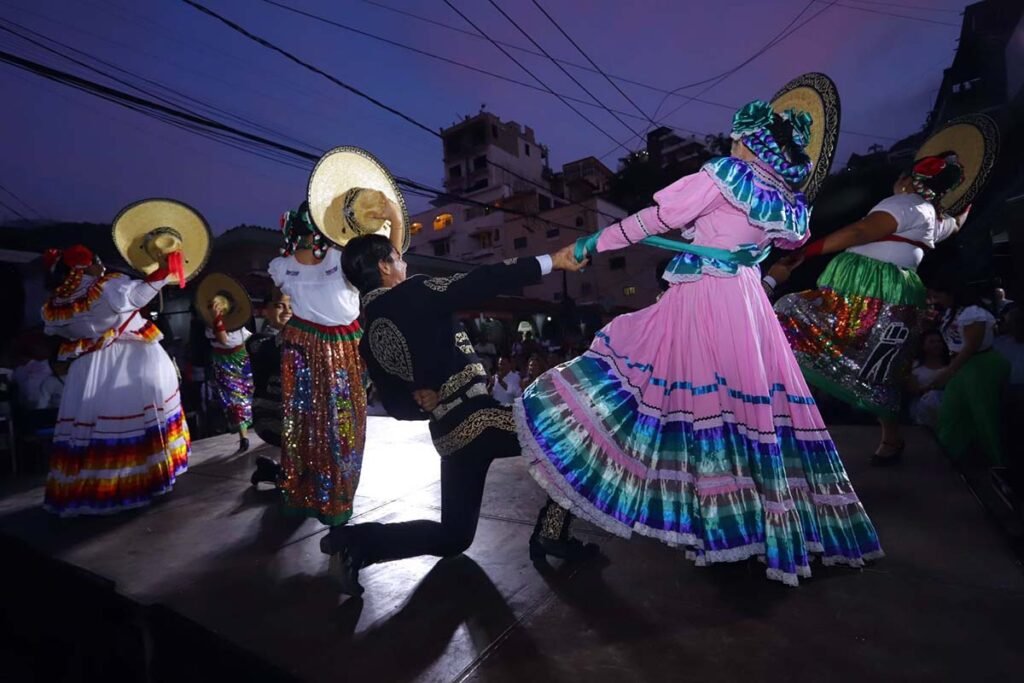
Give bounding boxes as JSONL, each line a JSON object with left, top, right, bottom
{"left": 770, "top": 72, "right": 841, "bottom": 202}
{"left": 112, "top": 198, "right": 211, "bottom": 285}
{"left": 307, "top": 146, "right": 410, "bottom": 252}
{"left": 914, "top": 114, "right": 999, "bottom": 216}
{"left": 195, "top": 272, "right": 251, "bottom": 332}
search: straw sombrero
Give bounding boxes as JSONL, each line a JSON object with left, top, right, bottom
{"left": 112, "top": 198, "right": 211, "bottom": 285}
{"left": 771, "top": 72, "right": 841, "bottom": 202}
{"left": 307, "top": 146, "right": 410, "bottom": 252}
{"left": 195, "top": 272, "right": 251, "bottom": 332}
{"left": 914, "top": 114, "right": 999, "bottom": 216}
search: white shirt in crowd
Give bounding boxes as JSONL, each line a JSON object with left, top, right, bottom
{"left": 36, "top": 374, "right": 64, "bottom": 410}
{"left": 12, "top": 359, "right": 52, "bottom": 408}
{"left": 847, "top": 194, "right": 959, "bottom": 270}
{"left": 267, "top": 248, "right": 360, "bottom": 326}
{"left": 941, "top": 305, "right": 996, "bottom": 354}
{"left": 206, "top": 327, "right": 253, "bottom": 350}
{"left": 909, "top": 363, "right": 944, "bottom": 430}
{"left": 491, "top": 371, "right": 522, "bottom": 406}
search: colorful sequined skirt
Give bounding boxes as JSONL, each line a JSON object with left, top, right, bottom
{"left": 44, "top": 339, "right": 190, "bottom": 517}
{"left": 774, "top": 251, "right": 926, "bottom": 418}
{"left": 515, "top": 268, "right": 883, "bottom": 586}
{"left": 279, "top": 316, "right": 366, "bottom": 526}
{"left": 210, "top": 345, "right": 254, "bottom": 432}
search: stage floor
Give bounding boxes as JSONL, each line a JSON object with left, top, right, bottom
{"left": 1, "top": 418, "right": 1022, "bottom": 682}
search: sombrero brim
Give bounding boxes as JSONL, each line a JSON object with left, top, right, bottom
{"left": 307, "top": 146, "right": 411, "bottom": 252}
{"left": 915, "top": 114, "right": 999, "bottom": 216}
{"left": 195, "top": 272, "right": 252, "bottom": 332}
{"left": 112, "top": 198, "right": 211, "bottom": 285}
{"left": 771, "top": 72, "right": 841, "bottom": 203}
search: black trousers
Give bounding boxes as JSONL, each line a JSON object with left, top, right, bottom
{"left": 334, "top": 397, "right": 568, "bottom": 565}
{"left": 344, "top": 447, "right": 500, "bottom": 564}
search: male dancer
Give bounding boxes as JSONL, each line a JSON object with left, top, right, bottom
{"left": 326, "top": 233, "right": 595, "bottom": 596}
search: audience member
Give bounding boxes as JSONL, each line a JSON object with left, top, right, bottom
{"left": 488, "top": 355, "right": 522, "bottom": 406}
{"left": 907, "top": 330, "right": 948, "bottom": 431}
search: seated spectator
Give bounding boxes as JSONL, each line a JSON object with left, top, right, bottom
{"left": 907, "top": 330, "right": 948, "bottom": 431}
{"left": 35, "top": 357, "right": 67, "bottom": 411}
{"left": 488, "top": 355, "right": 522, "bottom": 406}
{"left": 12, "top": 353, "right": 52, "bottom": 412}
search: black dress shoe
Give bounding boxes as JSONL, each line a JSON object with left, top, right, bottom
{"left": 250, "top": 455, "right": 281, "bottom": 487}
{"left": 871, "top": 441, "right": 905, "bottom": 467}
{"left": 328, "top": 546, "right": 366, "bottom": 597}
{"left": 528, "top": 533, "right": 600, "bottom": 569}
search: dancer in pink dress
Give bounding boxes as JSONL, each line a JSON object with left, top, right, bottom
{"left": 515, "top": 97, "right": 883, "bottom": 585}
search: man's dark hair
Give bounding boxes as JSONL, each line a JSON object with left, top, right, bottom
{"left": 341, "top": 234, "right": 395, "bottom": 295}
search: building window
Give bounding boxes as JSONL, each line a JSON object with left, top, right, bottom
{"left": 493, "top": 229, "right": 501, "bottom": 243}
{"left": 449, "top": 164, "right": 462, "bottom": 179}
{"left": 476, "top": 231, "right": 494, "bottom": 249}
{"left": 410, "top": 221, "right": 423, "bottom": 235}
{"left": 433, "top": 213, "right": 454, "bottom": 231}
{"left": 473, "top": 155, "right": 487, "bottom": 171}
{"left": 432, "top": 239, "right": 451, "bottom": 257}
{"left": 546, "top": 228, "right": 560, "bottom": 240}
{"left": 525, "top": 143, "right": 531, "bottom": 156}
{"left": 553, "top": 292, "right": 562, "bottom": 301}
{"left": 513, "top": 236, "right": 527, "bottom": 250}
{"left": 610, "top": 256, "right": 626, "bottom": 270}
{"left": 538, "top": 195, "right": 552, "bottom": 211}
{"left": 623, "top": 285, "right": 637, "bottom": 296}
{"left": 575, "top": 216, "right": 584, "bottom": 227}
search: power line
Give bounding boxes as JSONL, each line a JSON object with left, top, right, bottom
{"left": 440, "top": 0, "right": 631, "bottom": 153}
{"left": 355, "top": 0, "right": 732, "bottom": 107}
{"left": 484, "top": 0, "right": 648, "bottom": 140}
{"left": 0, "top": 181, "right": 41, "bottom": 217}
{"left": 179, "top": 0, "right": 439, "bottom": 138}
{"left": 0, "top": 48, "right": 611, "bottom": 237}
{"left": 819, "top": 1, "right": 960, "bottom": 26}
{"left": 181, "top": 0, "right": 628, "bottom": 224}
{"left": 840, "top": 0, "right": 963, "bottom": 14}
{"left": 255, "top": 0, "right": 655, "bottom": 124}
{"left": 256, "top": 0, "right": 895, "bottom": 149}
{"left": 651, "top": 0, "right": 819, "bottom": 125}
{"left": 0, "top": 197, "right": 28, "bottom": 221}
{"left": 0, "top": 19, "right": 317, "bottom": 156}
{"left": 529, "top": 0, "right": 657, "bottom": 128}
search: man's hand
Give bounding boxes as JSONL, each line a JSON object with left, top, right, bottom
{"left": 412, "top": 389, "right": 440, "bottom": 413}
{"left": 766, "top": 250, "right": 805, "bottom": 286}
{"left": 551, "top": 244, "right": 587, "bottom": 272}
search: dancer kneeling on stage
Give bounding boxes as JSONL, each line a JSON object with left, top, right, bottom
{"left": 324, "top": 231, "right": 595, "bottom": 596}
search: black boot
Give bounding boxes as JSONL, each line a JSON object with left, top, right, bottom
{"left": 238, "top": 437, "right": 250, "bottom": 453}
{"left": 321, "top": 528, "right": 367, "bottom": 597}
{"left": 528, "top": 501, "right": 599, "bottom": 569}
{"left": 328, "top": 546, "right": 366, "bottom": 597}
{"left": 250, "top": 455, "right": 281, "bottom": 487}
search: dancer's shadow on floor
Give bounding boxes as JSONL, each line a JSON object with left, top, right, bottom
{"left": 337, "top": 555, "right": 554, "bottom": 683}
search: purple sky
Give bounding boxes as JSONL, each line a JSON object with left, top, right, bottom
{"left": 0, "top": 0, "right": 972, "bottom": 232}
